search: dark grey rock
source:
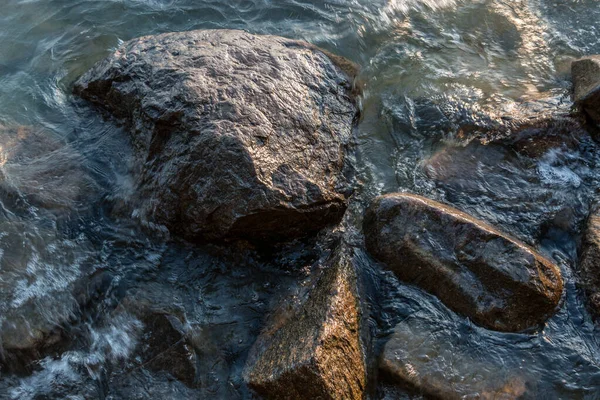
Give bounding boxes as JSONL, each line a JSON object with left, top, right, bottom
{"left": 243, "top": 243, "right": 366, "bottom": 400}
{"left": 572, "top": 56, "right": 600, "bottom": 124}
{"left": 364, "top": 193, "right": 563, "bottom": 332}
{"left": 137, "top": 313, "right": 198, "bottom": 387}
{"left": 452, "top": 96, "right": 575, "bottom": 143}
{"left": 74, "top": 29, "right": 359, "bottom": 242}
{"left": 0, "top": 125, "right": 90, "bottom": 214}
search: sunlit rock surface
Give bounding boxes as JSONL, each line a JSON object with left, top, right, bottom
{"left": 244, "top": 243, "right": 366, "bottom": 400}
{"left": 572, "top": 56, "right": 600, "bottom": 126}
{"left": 364, "top": 193, "right": 563, "bottom": 332}
{"left": 578, "top": 204, "right": 600, "bottom": 319}
{"left": 380, "top": 317, "right": 529, "bottom": 399}
{"left": 74, "top": 29, "right": 359, "bottom": 242}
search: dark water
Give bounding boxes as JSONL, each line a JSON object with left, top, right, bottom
{"left": 1, "top": 0, "right": 600, "bottom": 398}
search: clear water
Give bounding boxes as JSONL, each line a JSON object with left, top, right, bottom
{"left": 1, "top": 0, "right": 600, "bottom": 398}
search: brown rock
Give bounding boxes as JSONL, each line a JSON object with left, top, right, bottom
{"left": 364, "top": 193, "right": 563, "bottom": 332}
{"left": 572, "top": 55, "right": 600, "bottom": 124}
{"left": 578, "top": 205, "right": 600, "bottom": 318}
{"left": 74, "top": 29, "right": 359, "bottom": 242}
{"left": 243, "top": 243, "right": 366, "bottom": 399}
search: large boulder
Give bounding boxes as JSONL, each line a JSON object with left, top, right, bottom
{"left": 380, "top": 318, "right": 528, "bottom": 399}
{"left": 578, "top": 204, "right": 600, "bottom": 318}
{"left": 74, "top": 29, "right": 359, "bottom": 241}
{"left": 363, "top": 193, "right": 563, "bottom": 332}
{"left": 572, "top": 56, "right": 600, "bottom": 125}
{"left": 243, "top": 243, "right": 366, "bottom": 400}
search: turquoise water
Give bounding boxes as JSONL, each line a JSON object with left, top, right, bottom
{"left": 1, "top": 0, "right": 600, "bottom": 398}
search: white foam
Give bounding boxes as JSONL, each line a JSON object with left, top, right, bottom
{"left": 384, "top": 0, "right": 458, "bottom": 16}
{"left": 537, "top": 149, "right": 583, "bottom": 188}
{"left": 9, "top": 313, "right": 142, "bottom": 399}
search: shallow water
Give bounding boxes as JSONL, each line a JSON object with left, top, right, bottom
{"left": 1, "top": 0, "right": 600, "bottom": 398}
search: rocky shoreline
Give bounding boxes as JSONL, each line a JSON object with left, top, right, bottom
{"left": 3, "top": 28, "right": 600, "bottom": 399}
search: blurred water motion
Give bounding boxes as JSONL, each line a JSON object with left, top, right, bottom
{"left": 1, "top": 0, "right": 600, "bottom": 398}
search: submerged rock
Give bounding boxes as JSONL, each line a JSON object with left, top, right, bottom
{"left": 74, "top": 29, "right": 359, "bottom": 242}
{"left": 420, "top": 113, "right": 591, "bottom": 243}
{"left": 244, "top": 243, "right": 366, "bottom": 400}
{"left": 0, "top": 220, "right": 95, "bottom": 373}
{"left": 364, "top": 193, "right": 563, "bottom": 332}
{"left": 578, "top": 205, "right": 600, "bottom": 318}
{"left": 455, "top": 97, "right": 574, "bottom": 143}
{"left": 137, "top": 313, "right": 198, "bottom": 387}
{"left": 0, "top": 125, "right": 96, "bottom": 372}
{"left": 0, "top": 125, "right": 90, "bottom": 214}
{"left": 572, "top": 56, "right": 600, "bottom": 125}
{"left": 380, "top": 317, "right": 529, "bottom": 399}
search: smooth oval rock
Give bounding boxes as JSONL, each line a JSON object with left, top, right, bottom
{"left": 572, "top": 55, "right": 600, "bottom": 125}
{"left": 363, "top": 193, "right": 563, "bottom": 332}
{"left": 74, "top": 29, "right": 359, "bottom": 242}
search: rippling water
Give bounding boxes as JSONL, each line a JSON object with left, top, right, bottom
{"left": 1, "top": 0, "right": 600, "bottom": 398}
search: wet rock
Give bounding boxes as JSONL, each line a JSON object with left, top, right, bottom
{"left": 74, "top": 29, "right": 359, "bottom": 242}
{"left": 420, "top": 114, "right": 591, "bottom": 243}
{"left": 578, "top": 205, "right": 600, "bottom": 319}
{"left": 0, "top": 125, "right": 90, "bottom": 214}
{"left": 0, "top": 125, "right": 97, "bottom": 372}
{"left": 137, "top": 313, "right": 198, "bottom": 387}
{"left": 364, "top": 193, "right": 563, "bottom": 332}
{"left": 0, "top": 219, "right": 96, "bottom": 373}
{"left": 244, "top": 243, "right": 366, "bottom": 400}
{"left": 448, "top": 95, "right": 575, "bottom": 143}
{"left": 572, "top": 55, "right": 600, "bottom": 124}
{"left": 379, "top": 317, "right": 529, "bottom": 399}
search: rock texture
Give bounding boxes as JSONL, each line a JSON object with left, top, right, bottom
{"left": 380, "top": 318, "right": 528, "bottom": 399}
{"left": 244, "top": 244, "right": 366, "bottom": 400}
{"left": 364, "top": 193, "right": 563, "bottom": 332}
{"left": 74, "top": 29, "right": 359, "bottom": 241}
{"left": 137, "top": 313, "right": 198, "bottom": 387}
{"left": 572, "top": 56, "right": 600, "bottom": 124}
{"left": 452, "top": 96, "right": 575, "bottom": 143}
{"left": 578, "top": 205, "right": 600, "bottom": 318}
